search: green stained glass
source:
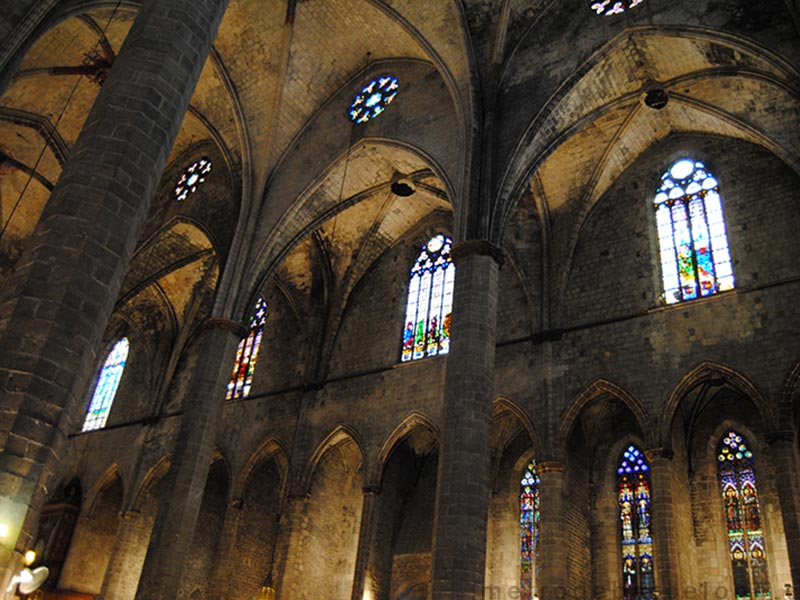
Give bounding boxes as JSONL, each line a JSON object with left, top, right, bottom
{"left": 718, "top": 432, "right": 771, "bottom": 599}
{"left": 520, "top": 461, "right": 541, "bottom": 600}
{"left": 654, "top": 159, "right": 734, "bottom": 304}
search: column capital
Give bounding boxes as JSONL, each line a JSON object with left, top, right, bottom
{"left": 201, "top": 317, "right": 247, "bottom": 337}
{"left": 362, "top": 484, "right": 382, "bottom": 496}
{"left": 286, "top": 492, "right": 311, "bottom": 503}
{"left": 451, "top": 239, "right": 505, "bottom": 266}
{"left": 537, "top": 461, "right": 566, "bottom": 474}
{"left": 766, "top": 430, "right": 796, "bottom": 445}
{"left": 645, "top": 447, "right": 674, "bottom": 462}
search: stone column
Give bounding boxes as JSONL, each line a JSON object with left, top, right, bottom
{"left": 351, "top": 485, "right": 386, "bottom": 600}
{"left": 275, "top": 493, "right": 310, "bottom": 599}
{"left": 537, "top": 462, "right": 567, "bottom": 600}
{"left": 206, "top": 498, "right": 245, "bottom": 600}
{"left": 767, "top": 432, "right": 800, "bottom": 591}
{"left": 101, "top": 509, "right": 151, "bottom": 600}
{"left": 430, "top": 240, "right": 503, "bottom": 600}
{"left": 133, "top": 318, "right": 243, "bottom": 600}
{"left": 646, "top": 448, "right": 681, "bottom": 600}
{"left": 0, "top": 0, "right": 230, "bottom": 569}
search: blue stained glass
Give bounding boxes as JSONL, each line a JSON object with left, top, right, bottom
{"left": 718, "top": 432, "right": 771, "bottom": 599}
{"left": 174, "top": 157, "right": 212, "bottom": 202}
{"left": 618, "top": 446, "right": 655, "bottom": 600}
{"left": 83, "top": 338, "right": 129, "bottom": 432}
{"left": 227, "top": 298, "right": 268, "bottom": 400}
{"left": 401, "top": 235, "right": 454, "bottom": 362}
{"left": 654, "top": 159, "right": 734, "bottom": 304}
{"left": 349, "top": 75, "right": 399, "bottom": 123}
{"left": 591, "top": 0, "right": 644, "bottom": 16}
{"left": 520, "top": 461, "right": 541, "bottom": 600}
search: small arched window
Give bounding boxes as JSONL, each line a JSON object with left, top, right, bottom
{"left": 654, "top": 158, "right": 734, "bottom": 304}
{"left": 82, "top": 338, "right": 129, "bottom": 432}
{"left": 618, "top": 445, "right": 655, "bottom": 600}
{"left": 226, "top": 298, "right": 267, "bottom": 400}
{"left": 717, "top": 431, "right": 771, "bottom": 599}
{"left": 401, "top": 234, "right": 455, "bottom": 362}
{"left": 520, "top": 460, "right": 541, "bottom": 600}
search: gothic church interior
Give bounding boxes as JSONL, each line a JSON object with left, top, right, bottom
{"left": 0, "top": 1, "right": 798, "bottom": 599}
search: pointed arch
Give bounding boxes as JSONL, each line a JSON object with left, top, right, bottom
{"left": 84, "top": 464, "right": 126, "bottom": 517}
{"left": 302, "top": 425, "right": 365, "bottom": 495}
{"left": 494, "top": 396, "right": 541, "bottom": 454}
{"left": 556, "top": 378, "right": 655, "bottom": 458}
{"left": 226, "top": 296, "right": 268, "bottom": 400}
{"left": 208, "top": 447, "right": 233, "bottom": 502}
{"left": 661, "top": 361, "right": 775, "bottom": 448}
{"left": 370, "top": 411, "right": 440, "bottom": 487}
{"left": 400, "top": 234, "right": 455, "bottom": 362}
{"left": 131, "top": 455, "right": 170, "bottom": 512}
{"left": 653, "top": 157, "right": 734, "bottom": 303}
{"left": 82, "top": 337, "right": 129, "bottom": 432}
{"left": 716, "top": 429, "right": 772, "bottom": 599}
{"left": 233, "top": 436, "right": 290, "bottom": 499}
{"left": 780, "top": 359, "right": 800, "bottom": 426}
{"left": 47, "top": 474, "right": 84, "bottom": 505}
{"left": 616, "top": 444, "right": 655, "bottom": 600}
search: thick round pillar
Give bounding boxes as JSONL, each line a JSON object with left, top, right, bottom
{"left": 101, "top": 509, "right": 151, "bottom": 600}
{"left": 206, "top": 498, "right": 246, "bottom": 600}
{"left": 275, "top": 493, "right": 310, "bottom": 599}
{"left": 133, "top": 318, "right": 243, "bottom": 600}
{"left": 767, "top": 432, "right": 800, "bottom": 591}
{"left": 430, "top": 240, "right": 503, "bottom": 600}
{"left": 350, "top": 485, "right": 387, "bottom": 600}
{"left": 0, "top": 0, "right": 230, "bottom": 565}
{"left": 645, "top": 448, "right": 681, "bottom": 600}
{"left": 537, "top": 462, "right": 567, "bottom": 600}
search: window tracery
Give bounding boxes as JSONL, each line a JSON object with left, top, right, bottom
{"left": 718, "top": 431, "right": 771, "bottom": 599}
{"left": 618, "top": 445, "right": 655, "bottom": 600}
{"left": 82, "top": 338, "right": 129, "bottom": 432}
{"left": 401, "top": 234, "right": 454, "bottom": 362}
{"left": 654, "top": 158, "right": 734, "bottom": 304}
{"left": 227, "top": 298, "right": 267, "bottom": 400}
{"left": 521, "top": 460, "right": 541, "bottom": 600}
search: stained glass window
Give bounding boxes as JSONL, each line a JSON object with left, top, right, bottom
{"left": 401, "top": 234, "right": 455, "bottom": 362}
{"left": 618, "top": 445, "right": 655, "bottom": 600}
{"left": 82, "top": 338, "right": 129, "bottom": 432}
{"left": 226, "top": 298, "right": 268, "bottom": 400}
{"left": 520, "top": 460, "right": 541, "bottom": 600}
{"left": 349, "top": 75, "right": 399, "bottom": 124}
{"left": 591, "top": 0, "right": 644, "bottom": 15}
{"left": 654, "top": 158, "right": 734, "bottom": 304}
{"left": 718, "top": 431, "right": 771, "bottom": 599}
{"left": 174, "top": 157, "right": 212, "bottom": 201}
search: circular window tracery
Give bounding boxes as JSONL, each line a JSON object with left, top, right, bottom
{"left": 591, "top": 0, "right": 644, "bottom": 16}
{"left": 174, "top": 157, "right": 212, "bottom": 202}
{"left": 348, "top": 75, "right": 399, "bottom": 124}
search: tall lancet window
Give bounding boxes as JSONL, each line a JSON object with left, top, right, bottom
{"left": 226, "top": 298, "right": 268, "bottom": 400}
{"left": 83, "top": 338, "right": 129, "bottom": 432}
{"left": 520, "top": 460, "right": 541, "bottom": 600}
{"left": 618, "top": 445, "right": 655, "bottom": 600}
{"left": 654, "top": 158, "right": 734, "bottom": 304}
{"left": 401, "top": 234, "right": 455, "bottom": 362}
{"left": 717, "top": 431, "right": 771, "bottom": 599}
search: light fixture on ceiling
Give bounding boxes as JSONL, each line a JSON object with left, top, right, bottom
{"left": 391, "top": 172, "right": 416, "bottom": 197}
{"left": 643, "top": 88, "right": 668, "bottom": 110}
